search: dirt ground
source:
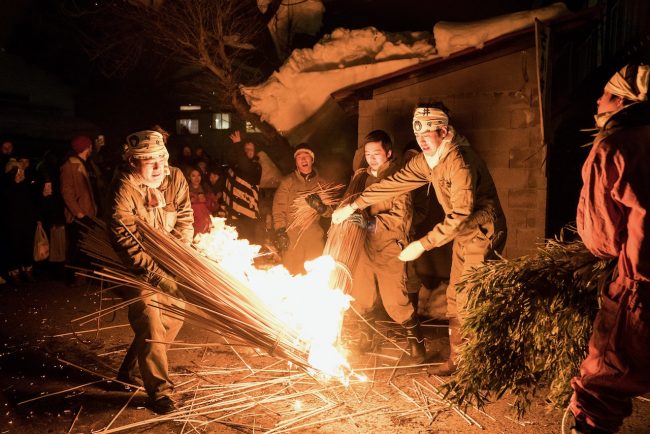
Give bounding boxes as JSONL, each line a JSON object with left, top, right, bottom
{"left": 1, "top": 272, "right": 649, "bottom": 434}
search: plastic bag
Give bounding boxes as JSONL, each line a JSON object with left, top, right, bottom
{"left": 33, "top": 224, "right": 50, "bottom": 262}
{"left": 49, "top": 225, "right": 66, "bottom": 262}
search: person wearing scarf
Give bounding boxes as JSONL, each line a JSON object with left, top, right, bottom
{"left": 109, "top": 130, "right": 193, "bottom": 415}
{"left": 568, "top": 64, "right": 650, "bottom": 434}
{"left": 332, "top": 103, "right": 506, "bottom": 376}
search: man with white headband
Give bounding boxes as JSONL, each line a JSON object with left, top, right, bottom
{"left": 109, "top": 129, "right": 193, "bottom": 414}
{"left": 568, "top": 64, "right": 650, "bottom": 434}
{"left": 272, "top": 143, "right": 331, "bottom": 275}
{"left": 332, "top": 102, "right": 506, "bottom": 375}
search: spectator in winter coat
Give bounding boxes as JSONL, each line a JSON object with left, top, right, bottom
{"left": 0, "top": 140, "right": 15, "bottom": 284}
{"left": 568, "top": 64, "right": 650, "bottom": 434}
{"left": 272, "top": 143, "right": 330, "bottom": 275}
{"left": 332, "top": 103, "right": 507, "bottom": 375}
{"left": 109, "top": 130, "right": 193, "bottom": 415}
{"left": 60, "top": 135, "right": 98, "bottom": 286}
{"left": 224, "top": 130, "right": 262, "bottom": 243}
{"left": 2, "top": 154, "right": 40, "bottom": 285}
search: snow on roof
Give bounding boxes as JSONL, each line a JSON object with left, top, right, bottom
{"left": 241, "top": 3, "right": 569, "bottom": 134}
{"left": 434, "top": 2, "right": 568, "bottom": 56}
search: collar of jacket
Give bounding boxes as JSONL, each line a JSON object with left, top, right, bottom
{"left": 430, "top": 126, "right": 471, "bottom": 166}
{"left": 124, "top": 169, "right": 171, "bottom": 192}
{"left": 294, "top": 168, "right": 318, "bottom": 182}
{"left": 597, "top": 101, "right": 650, "bottom": 143}
{"left": 366, "top": 158, "right": 398, "bottom": 179}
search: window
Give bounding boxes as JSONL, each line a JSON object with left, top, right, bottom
{"left": 245, "top": 121, "right": 261, "bottom": 133}
{"left": 176, "top": 119, "right": 199, "bottom": 135}
{"left": 213, "top": 113, "right": 231, "bottom": 130}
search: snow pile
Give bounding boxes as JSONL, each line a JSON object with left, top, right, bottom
{"left": 433, "top": 2, "right": 569, "bottom": 56}
{"left": 242, "top": 3, "right": 570, "bottom": 134}
{"left": 242, "top": 27, "right": 436, "bottom": 132}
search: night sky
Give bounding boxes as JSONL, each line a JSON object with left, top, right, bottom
{"left": 1, "top": 0, "right": 576, "bottom": 132}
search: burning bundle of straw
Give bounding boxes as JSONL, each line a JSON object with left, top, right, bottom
{"left": 444, "top": 232, "right": 616, "bottom": 416}
{"left": 80, "top": 218, "right": 352, "bottom": 379}
{"left": 287, "top": 182, "right": 345, "bottom": 243}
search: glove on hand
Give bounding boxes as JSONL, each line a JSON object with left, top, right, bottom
{"left": 305, "top": 194, "right": 327, "bottom": 215}
{"left": 275, "top": 228, "right": 290, "bottom": 252}
{"left": 348, "top": 213, "right": 376, "bottom": 232}
{"left": 331, "top": 204, "right": 355, "bottom": 224}
{"left": 152, "top": 271, "right": 184, "bottom": 299}
{"left": 398, "top": 240, "right": 426, "bottom": 262}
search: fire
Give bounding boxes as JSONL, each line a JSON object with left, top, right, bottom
{"left": 194, "top": 217, "right": 354, "bottom": 382}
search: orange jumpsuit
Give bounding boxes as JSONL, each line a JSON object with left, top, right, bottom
{"left": 570, "top": 102, "right": 650, "bottom": 432}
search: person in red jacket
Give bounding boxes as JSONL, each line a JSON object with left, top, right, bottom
{"left": 60, "top": 136, "right": 98, "bottom": 286}
{"left": 568, "top": 64, "right": 650, "bottom": 434}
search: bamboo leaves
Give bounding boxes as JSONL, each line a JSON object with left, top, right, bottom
{"left": 444, "top": 235, "right": 616, "bottom": 417}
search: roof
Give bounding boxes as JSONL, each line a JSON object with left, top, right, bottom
{"left": 331, "top": 7, "right": 602, "bottom": 108}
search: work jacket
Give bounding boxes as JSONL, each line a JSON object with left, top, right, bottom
{"left": 109, "top": 166, "right": 193, "bottom": 283}
{"left": 577, "top": 102, "right": 650, "bottom": 283}
{"left": 353, "top": 130, "right": 506, "bottom": 251}
{"left": 349, "top": 159, "right": 412, "bottom": 254}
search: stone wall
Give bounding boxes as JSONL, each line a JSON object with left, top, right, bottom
{"left": 357, "top": 49, "right": 545, "bottom": 258}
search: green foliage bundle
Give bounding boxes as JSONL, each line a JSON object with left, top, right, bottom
{"left": 444, "top": 235, "right": 616, "bottom": 417}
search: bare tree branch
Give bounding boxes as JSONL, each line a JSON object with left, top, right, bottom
{"left": 71, "top": 0, "right": 290, "bottom": 154}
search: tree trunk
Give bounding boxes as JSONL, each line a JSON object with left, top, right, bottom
{"left": 231, "top": 90, "right": 294, "bottom": 171}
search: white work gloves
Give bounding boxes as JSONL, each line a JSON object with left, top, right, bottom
{"left": 331, "top": 204, "right": 355, "bottom": 224}
{"left": 398, "top": 240, "right": 425, "bottom": 262}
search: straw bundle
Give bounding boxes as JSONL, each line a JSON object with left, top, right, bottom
{"left": 444, "top": 232, "right": 616, "bottom": 416}
{"left": 286, "top": 182, "right": 344, "bottom": 243}
{"left": 80, "top": 220, "right": 316, "bottom": 372}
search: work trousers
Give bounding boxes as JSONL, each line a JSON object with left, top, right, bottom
{"left": 118, "top": 291, "right": 184, "bottom": 400}
{"left": 570, "top": 279, "right": 650, "bottom": 432}
{"left": 351, "top": 241, "right": 413, "bottom": 324}
{"left": 283, "top": 225, "right": 325, "bottom": 275}
{"left": 447, "top": 226, "right": 505, "bottom": 326}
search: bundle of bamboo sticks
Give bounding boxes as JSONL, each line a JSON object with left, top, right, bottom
{"left": 287, "top": 182, "right": 344, "bottom": 244}
{"left": 79, "top": 219, "right": 315, "bottom": 372}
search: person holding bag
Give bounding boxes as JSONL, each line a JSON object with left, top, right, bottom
{"left": 3, "top": 154, "right": 40, "bottom": 285}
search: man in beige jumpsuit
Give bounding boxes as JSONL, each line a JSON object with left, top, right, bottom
{"left": 272, "top": 143, "right": 330, "bottom": 275}
{"left": 333, "top": 105, "right": 506, "bottom": 375}
{"left": 345, "top": 130, "right": 425, "bottom": 360}
{"left": 110, "top": 130, "right": 193, "bottom": 414}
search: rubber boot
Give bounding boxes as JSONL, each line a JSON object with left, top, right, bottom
{"left": 402, "top": 314, "right": 426, "bottom": 361}
{"left": 428, "top": 317, "right": 461, "bottom": 376}
{"left": 407, "top": 291, "right": 419, "bottom": 315}
{"left": 566, "top": 409, "right": 613, "bottom": 434}
{"left": 355, "top": 314, "right": 376, "bottom": 354}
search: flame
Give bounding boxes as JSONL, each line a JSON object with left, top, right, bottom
{"left": 194, "top": 217, "right": 353, "bottom": 382}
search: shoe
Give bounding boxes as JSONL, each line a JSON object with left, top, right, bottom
{"left": 21, "top": 267, "right": 35, "bottom": 283}
{"left": 427, "top": 360, "right": 457, "bottom": 376}
{"left": 427, "top": 317, "right": 461, "bottom": 376}
{"left": 565, "top": 410, "right": 613, "bottom": 434}
{"left": 150, "top": 396, "right": 177, "bottom": 415}
{"left": 115, "top": 372, "right": 143, "bottom": 391}
{"left": 353, "top": 314, "right": 377, "bottom": 354}
{"left": 402, "top": 315, "right": 426, "bottom": 361}
{"left": 7, "top": 271, "right": 22, "bottom": 286}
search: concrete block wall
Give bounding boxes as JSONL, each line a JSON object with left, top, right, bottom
{"left": 358, "top": 49, "right": 546, "bottom": 258}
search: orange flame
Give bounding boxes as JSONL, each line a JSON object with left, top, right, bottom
{"left": 195, "top": 217, "right": 355, "bottom": 382}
